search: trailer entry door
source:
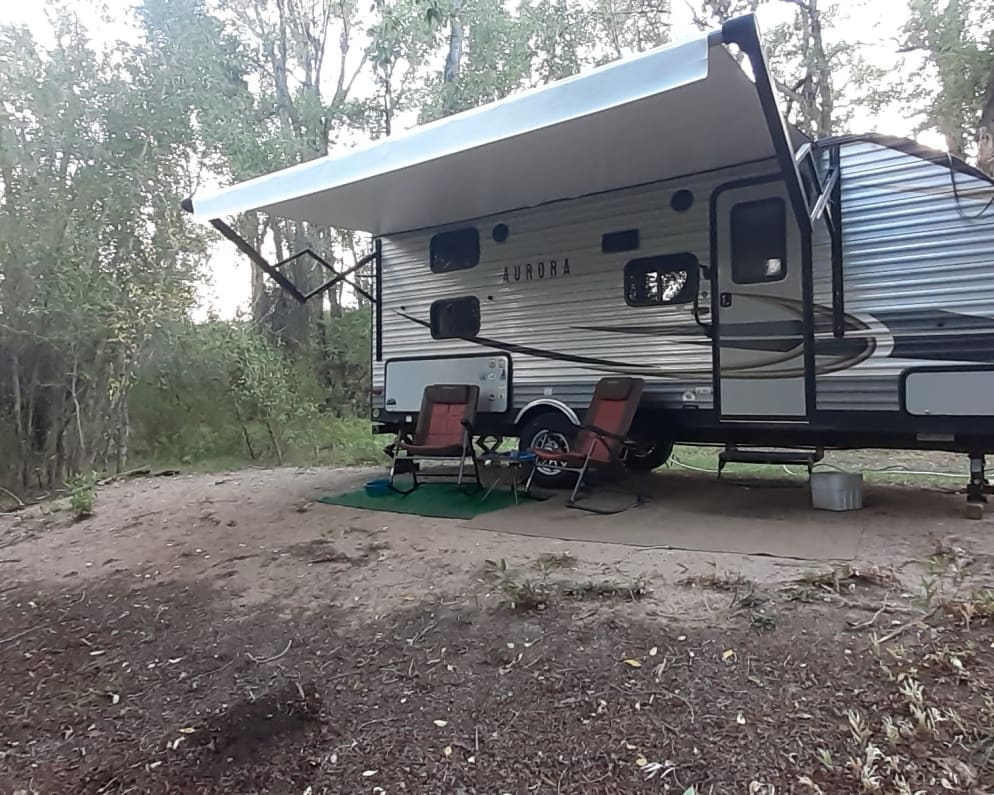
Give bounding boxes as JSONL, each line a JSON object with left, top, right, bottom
{"left": 714, "top": 180, "right": 809, "bottom": 420}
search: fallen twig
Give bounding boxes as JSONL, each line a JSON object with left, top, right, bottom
{"left": 408, "top": 620, "right": 438, "bottom": 645}
{"left": 190, "top": 659, "right": 234, "bottom": 682}
{"left": 0, "top": 486, "right": 25, "bottom": 507}
{"left": 846, "top": 597, "right": 890, "bottom": 630}
{"left": 0, "top": 622, "right": 48, "bottom": 646}
{"left": 835, "top": 595, "right": 920, "bottom": 615}
{"left": 97, "top": 466, "right": 152, "bottom": 486}
{"left": 872, "top": 607, "right": 940, "bottom": 645}
{"left": 246, "top": 639, "right": 293, "bottom": 664}
{"left": 496, "top": 709, "right": 520, "bottom": 735}
{"left": 357, "top": 716, "right": 398, "bottom": 731}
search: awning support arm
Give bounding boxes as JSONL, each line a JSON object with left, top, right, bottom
{"left": 828, "top": 144, "right": 845, "bottom": 339}
{"left": 206, "top": 216, "right": 377, "bottom": 305}
{"left": 809, "top": 166, "right": 839, "bottom": 223}
{"left": 719, "top": 15, "right": 813, "bottom": 240}
{"left": 794, "top": 141, "right": 845, "bottom": 339}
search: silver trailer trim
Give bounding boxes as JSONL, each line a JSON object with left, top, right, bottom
{"left": 514, "top": 401, "right": 581, "bottom": 426}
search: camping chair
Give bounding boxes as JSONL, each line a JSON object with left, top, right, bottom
{"left": 388, "top": 384, "right": 482, "bottom": 494}
{"left": 524, "top": 377, "right": 645, "bottom": 513}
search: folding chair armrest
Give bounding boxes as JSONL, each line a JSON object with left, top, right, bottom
{"left": 459, "top": 419, "right": 480, "bottom": 458}
{"left": 581, "top": 423, "right": 627, "bottom": 443}
{"left": 578, "top": 424, "right": 633, "bottom": 468}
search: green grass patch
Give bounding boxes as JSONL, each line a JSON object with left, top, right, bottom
{"left": 134, "top": 415, "right": 388, "bottom": 474}
{"left": 666, "top": 445, "right": 963, "bottom": 487}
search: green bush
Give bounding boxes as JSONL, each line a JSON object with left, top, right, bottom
{"left": 128, "top": 316, "right": 384, "bottom": 470}
{"left": 68, "top": 473, "right": 96, "bottom": 520}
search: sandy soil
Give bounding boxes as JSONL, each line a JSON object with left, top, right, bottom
{"left": 1, "top": 464, "right": 993, "bottom": 793}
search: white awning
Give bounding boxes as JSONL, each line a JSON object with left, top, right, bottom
{"left": 189, "top": 26, "right": 780, "bottom": 235}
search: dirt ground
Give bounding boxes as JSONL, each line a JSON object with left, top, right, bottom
{"left": 2, "top": 461, "right": 994, "bottom": 794}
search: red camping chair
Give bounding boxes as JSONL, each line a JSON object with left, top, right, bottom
{"left": 388, "top": 384, "right": 481, "bottom": 494}
{"left": 524, "top": 377, "right": 645, "bottom": 513}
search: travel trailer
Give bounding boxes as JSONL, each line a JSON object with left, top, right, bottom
{"left": 185, "top": 14, "right": 994, "bottom": 504}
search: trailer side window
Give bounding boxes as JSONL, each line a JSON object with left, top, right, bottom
{"left": 430, "top": 227, "right": 480, "bottom": 273}
{"left": 730, "top": 198, "right": 786, "bottom": 284}
{"left": 430, "top": 296, "right": 481, "bottom": 339}
{"left": 624, "top": 253, "right": 699, "bottom": 307}
{"left": 602, "top": 229, "right": 640, "bottom": 253}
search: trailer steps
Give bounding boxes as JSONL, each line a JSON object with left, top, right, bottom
{"left": 718, "top": 446, "right": 824, "bottom": 477}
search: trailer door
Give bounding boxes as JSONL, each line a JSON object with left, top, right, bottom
{"left": 713, "top": 180, "right": 809, "bottom": 420}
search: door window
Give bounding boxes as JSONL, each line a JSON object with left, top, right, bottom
{"left": 730, "top": 197, "right": 786, "bottom": 284}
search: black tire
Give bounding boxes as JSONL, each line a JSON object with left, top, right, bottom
{"left": 625, "top": 438, "right": 673, "bottom": 472}
{"left": 518, "top": 411, "right": 579, "bottom": 489}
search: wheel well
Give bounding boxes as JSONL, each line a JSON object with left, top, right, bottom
{"left": 513, "top": 400, "right": 580, "bottom": 430}
{"left": 514, "top": 404, "right": 579, "bottom": 434}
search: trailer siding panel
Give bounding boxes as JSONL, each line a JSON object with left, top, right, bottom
{"left": 815, "top": 141, "right": 994, "bottom": 412}
{"left": 373, "top": 139, "right": 994, "bottom": 432}
{"left": 375, "top": 157, "right": 783, "bottom": 415}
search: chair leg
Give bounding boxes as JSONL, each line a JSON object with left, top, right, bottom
{"left": 471, "top": 450, "right": 482, "bottom": 489}
{"left": 456, "top": 434, "right": 482, "bottom": 492}
{"left": 568, "top": 451, "right": 594, "bottom": 505}
{"left": 524, "top": 460, "right": 538, "bottom": 494}
{"left": 566, "top": 450, "right": 645, "bottom": 514}
{"left": 388, "top": 456, "right": 419, "bottom": 495}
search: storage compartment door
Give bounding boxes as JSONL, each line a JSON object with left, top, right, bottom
{"left": 385, "top": 354, "right": 510, "bottom": 413}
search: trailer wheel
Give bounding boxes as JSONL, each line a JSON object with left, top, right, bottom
{"left": 518, "top": 412, "right": 578, "bottom": 489}
{"left": 625, "top": 438, "right": 673, "bottom": 472}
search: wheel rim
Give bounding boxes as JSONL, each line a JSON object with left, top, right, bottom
{"left": 531, "top": 430, "right": 571, "bottom": 477}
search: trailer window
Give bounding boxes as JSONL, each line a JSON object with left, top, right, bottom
{"left": 624, "top": 253, "right": 699, "bottom": 307}
{"left": 430, "top": 227, "right": 480, "bottom": 273}
{"left": 430, "top": 296, "right": 481, "bottom": 339}
{"left": 602, "top": 229, "right": 640, "bottom": 253}
{"left": 730, "top": 198, "right": 786, "bottom": 284}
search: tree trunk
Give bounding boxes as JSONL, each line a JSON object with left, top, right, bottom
{"left": 245, "top": 212, "right": 273, "bottom": 325}
{"left": 24, "top": 363, "right": 39, "bottom": 488}
{"left": 10, "top": 351, "right": 29, "bottom": 490}
{"left": 265, "top": 421, "right": 284, "bottom": 464}
{"left": 383, "top": 85, "right": 393, "bottom": 137}
{"left": 69, "top": 355, "right": 87, "bottom": 469}
{"left": 978, "top": 60, "right": 994, "bottom": 177}
{"left": 116, "top": 398, "right": 130, "bottom": 474}
{"left": 807, "top": 0, "right": 834, "bottom": 137}
{"left": 234, "top": 402, "right": 257, "bottom": 460}
{"left": 940, "top": 123, "right": 968, "bottom": 160}
{"left": 443, "top": 0, "right": 464, "bottom": 84}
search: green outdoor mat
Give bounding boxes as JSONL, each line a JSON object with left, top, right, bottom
{"left": 316, "top": 482, "right": 523, "bottom": 519}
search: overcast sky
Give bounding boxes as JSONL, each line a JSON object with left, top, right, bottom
{"left": 3, "top": 0, "right": 939, "bottom": 319}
